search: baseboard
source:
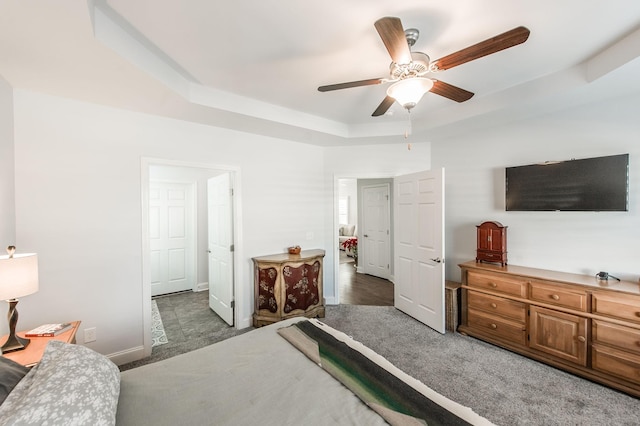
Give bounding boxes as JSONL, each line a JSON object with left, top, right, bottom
{"left": 108, "top": 345, "right": 147, "bottom": 366}
{"left": 195, "top": 282, "right": 209, "bottom": 292}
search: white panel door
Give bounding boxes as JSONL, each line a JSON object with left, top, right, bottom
{"left": 394, "top": 169, "right": 445, "bottom": 333}
{"left": 208, "top": 173, "right": 234, "bottom": 326}
{"left": 362, "top": 184, "right": 390, "bottom": 279}
{"left": 149, "top": 182, "right": 195, "bottom": 296}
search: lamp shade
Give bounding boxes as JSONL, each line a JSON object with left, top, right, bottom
{"left": 386, "top": 77, "right": 434, "bottom": 110}
{"left": 0, "top": 254, "right": 39, "bottom": 301}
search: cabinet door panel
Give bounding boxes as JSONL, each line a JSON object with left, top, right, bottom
{"left": 529, "top": 306, "right": 587, "bottom": 366}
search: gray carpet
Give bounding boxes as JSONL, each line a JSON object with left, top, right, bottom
{"left": 119, "top": 301, "right": 639, "bottom": 425}
{"left": 321, "top": 305, "right": 640, "bottom": 426}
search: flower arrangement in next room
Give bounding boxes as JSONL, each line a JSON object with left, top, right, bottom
{"left": 341, "top": 237, "right": 358, "bottom": 260}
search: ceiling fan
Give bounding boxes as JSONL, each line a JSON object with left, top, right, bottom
{"left": 318, "top": 17, "right": 530, "bottom": 117}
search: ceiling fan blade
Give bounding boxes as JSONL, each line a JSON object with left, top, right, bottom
{"left": 432, "top": 26, "right": 530, "bottom": 71}
{"left": 372, "top": 96, "right": 396, "bottom": 117}
{"left": 374, "top": 17, "right": 412, "bottom": 65}
{"left": 430, "top": 80, "right": 474, "bottom": 102}
{"left": 318, "top": 78, "right": 385, "bottom": 92}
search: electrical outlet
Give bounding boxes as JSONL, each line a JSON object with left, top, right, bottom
{"left": 84, "top": 327, "right": 97, "bottom": 343}
{"left": 306, "top": 232, "right": 314, "bottom": 240}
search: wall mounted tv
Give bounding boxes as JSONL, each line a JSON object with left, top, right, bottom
{"left": 505, "top": 154, "right": 629, "bottom": 211}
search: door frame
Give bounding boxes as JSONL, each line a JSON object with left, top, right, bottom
{"left": 141, "top": 158, "right": 243, "bottom": 357}
{"left": 333, "top": 173, "right": 394, "bottom": 305}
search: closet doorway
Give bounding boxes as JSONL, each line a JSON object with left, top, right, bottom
{"left": 141, "top": 159, "right": 241, "bottom": 356}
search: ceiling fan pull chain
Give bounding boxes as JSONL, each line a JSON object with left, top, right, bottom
{"left": 405, "top": 109, "right": 412, "bottom": 144}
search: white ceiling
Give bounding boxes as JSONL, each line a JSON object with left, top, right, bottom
{"left": 1, "top": 0, "right": 640, "bottom": 146}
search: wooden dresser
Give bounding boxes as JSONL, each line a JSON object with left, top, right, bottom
{"left": 458, "top": 261, "right": 640, "bottom": 397}
{"left": 252, "top": 249, "right": 325, "bottom": 327}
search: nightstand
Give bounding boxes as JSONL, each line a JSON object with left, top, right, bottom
{"left": 1, "top": 321, "right": 81, "bottom": 367}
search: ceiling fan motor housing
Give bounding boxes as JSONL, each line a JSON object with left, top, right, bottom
{"left": 390, "top": 52, "right": 430, "bottom": 79}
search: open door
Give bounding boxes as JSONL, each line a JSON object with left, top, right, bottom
{"left": 208, "top": 173, "right": 234, "bottom": 326}
{"left": 394, "top": 169, "right": 445, "bottom": 333}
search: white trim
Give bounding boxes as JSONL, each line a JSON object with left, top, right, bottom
{"left": 108, "top": 346, "right": 145, "bottom": 366}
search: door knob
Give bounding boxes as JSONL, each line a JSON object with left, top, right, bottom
{"left": 430, "top": 257, "right": 443, "bottom": 263}
{"left": 364, "top": 234, "right": 369, "bottom": 237}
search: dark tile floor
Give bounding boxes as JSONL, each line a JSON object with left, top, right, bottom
{"left": 153, "top": 290, "right": 231, "bottom": 344}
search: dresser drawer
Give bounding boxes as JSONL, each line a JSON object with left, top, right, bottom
{"left": 467, "top": 308, "right": 527, "bottom": 345}
{"left": 593, "top": 320, "right": 640, "bottom": 355}
{"left": 592, "top": 292, "right": 640, "bottom": 324}
{"left": 592, "top": 344, "right": 640, "bottom": 384}
{"left": 467, "top": 291, "right": 526, "bottom": 323}
{"left": 467, "top": 271, "right": 527, "bottom": 298}
{"left": 529, "top": 281, "right": 587, "bottom": 312}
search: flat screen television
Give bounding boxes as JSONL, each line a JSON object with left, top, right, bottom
{"left": 505, "top": 154, "right": 629, "bottom": 211}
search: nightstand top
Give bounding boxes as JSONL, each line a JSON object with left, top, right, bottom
{"left": 1, "top": 320, "right": 81, "bottom": 367}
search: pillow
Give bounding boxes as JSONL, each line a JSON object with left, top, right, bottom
{"left": 0, "top": 340, "right": 120, "bottom": 425}
{"left": 0, "top": 356, "right": 29, "bottom": 405}
{"left": 338, "top": 226, "right": 344, "bottom": 236}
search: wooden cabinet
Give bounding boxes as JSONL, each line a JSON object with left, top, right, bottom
{"left": 252, "top": 249, "right": 325, "bottom": 327}
{"left": 476, "top": 221, "right": 507, "bottom": 266}
{"left": 459, "top": 261, "right": 640, "bottom": 397}
{"left": 529, "top": 306, "right": 587, "bottom": 366}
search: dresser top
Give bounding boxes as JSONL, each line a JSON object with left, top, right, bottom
{"left": 252, "top": 249, "right": 325, "bottom": 263}
{"left": 459, "top": 260, "right": 640, "bottom": 296}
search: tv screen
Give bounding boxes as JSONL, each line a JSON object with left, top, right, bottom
{"left": 505, "top": 154, "right": 629, "bottom": 211}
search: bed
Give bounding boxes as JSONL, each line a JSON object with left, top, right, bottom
{"left": 0, "top": 317, "right": 494, "bottom": 425}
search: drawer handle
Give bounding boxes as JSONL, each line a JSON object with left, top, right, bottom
{"left": 489, "top": 282, "right": 497, "bottom": 288}
{"left": 551, "top": 294, "right": 560, "bottom": 301}
{"left": 577, "top": 336, "right": 586, "bottom": 343}
{"left": 490, "top": 303, "right": 497, "bottom": 309}
{"left": 490, "top": 323, "right": 497, "bottom": 329}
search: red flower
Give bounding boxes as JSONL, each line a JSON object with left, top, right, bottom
{"left": 341, "top": 237, "right": 358, "bottom": 256}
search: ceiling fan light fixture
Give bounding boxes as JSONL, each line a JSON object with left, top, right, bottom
{"left": 386, "top": 77, "right": 434, "bottom": 110}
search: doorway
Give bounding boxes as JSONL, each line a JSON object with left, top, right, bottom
{"left": 141, "top": 159, "right": 241, "bottom": 356}
{"left": 334, "top": 170, "right": 445, "bottom": 334}
{"left": 336, "top": 177, "right": 394, "bottom": 306}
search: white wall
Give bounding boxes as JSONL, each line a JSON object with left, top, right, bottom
{"left": 432, "top": 94, "right": 640, "bottom": 283}
{"left": 0, "top": 76, "right": 15, "bottom": 247}
{"left": 11, "top": 90, "right": 325, "bottom": 360}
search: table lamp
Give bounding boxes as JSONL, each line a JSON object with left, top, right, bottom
{"left": 0, "top": 246, "right": 39, "bottom": 353}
